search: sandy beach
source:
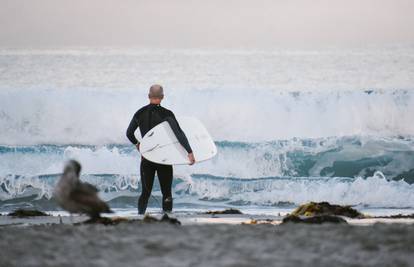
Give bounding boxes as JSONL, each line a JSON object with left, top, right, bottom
{"left": 1, "top": 213, "right": 414, "bottom": 267}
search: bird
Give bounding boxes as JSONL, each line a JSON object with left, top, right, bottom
{"left": 53, "top": 160, "right": 112, "bottom": 221}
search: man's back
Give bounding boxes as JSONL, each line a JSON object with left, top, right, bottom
{"left": 128, "top": 103, "right": 174, "bottom": 140}
{"left": 126, "top": 103, "right": 192, "bottom": 154}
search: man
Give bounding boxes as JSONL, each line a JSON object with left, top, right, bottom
{"left": 126, "top": 84, "right": 195, "bottom": 214}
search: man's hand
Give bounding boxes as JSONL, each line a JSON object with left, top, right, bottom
{"left": 188, "top": 153, "right": 195, "bottom": 165}
{"left": 135, "top": 143, "right": 140, "bottom": 151}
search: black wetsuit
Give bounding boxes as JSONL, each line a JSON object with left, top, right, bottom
{"left": 126, "top": 103, "right": 192, "bottom": 214}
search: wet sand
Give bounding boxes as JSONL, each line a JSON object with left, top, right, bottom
{"left": 1, "top": 214, "right": 414, "bottom": 267}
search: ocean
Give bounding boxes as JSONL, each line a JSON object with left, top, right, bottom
{"left": 1, "top": 46, "right": 413, "bottom": 215}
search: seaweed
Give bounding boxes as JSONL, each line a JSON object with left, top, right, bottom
{"left": 79, "top": 213, "right": 181, "bottom": 226}
{"left": 291, "top": 202, "right": 363, "bottom": 218}
{"left": 282, "top": 214, "right": 347, "bottom": 224}
{"left": 204, "top": 208, "right": 243, "bottom": 215}
{"left": 8, "top": 209, "right": 49, "bottom": 217}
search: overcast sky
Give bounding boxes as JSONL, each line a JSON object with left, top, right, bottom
{"left": 0, "top": 0, "right": 413, "bottom": 48}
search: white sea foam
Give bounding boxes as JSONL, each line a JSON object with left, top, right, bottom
{"left": 0, "top": 89, "right": 413, "bottom": 145}
{"left": 1, "top": 170, "right": 413, "bottom": 208}
{"left": 184, "top": 172, "right": 414, "bottom": 208}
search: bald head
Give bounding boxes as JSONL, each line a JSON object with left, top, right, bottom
{"left": 148, "top": 84, "right": 164, "bottom": 104}
{"left": 149, "top": 84, "right": 164, "bottom": 98}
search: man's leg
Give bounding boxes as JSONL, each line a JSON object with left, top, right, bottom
{"left": 138, "top": 159, "right": 156, "bottom": 214}
{"left": 157, "top": 164, "right": 173, "bottom": 212}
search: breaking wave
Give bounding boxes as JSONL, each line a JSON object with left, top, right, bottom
{"left": 1, "top": 136, "right": 413, "bottom": 210}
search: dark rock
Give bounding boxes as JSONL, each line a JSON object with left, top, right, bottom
{"left": 204, "top": 208, "right": 243, "bottom": 215}
{"left": 291, "top": 202, "right": 363, "bottom": 218}
{"left": 282, "top": 215, "right": 347, "bottom": 224}
{"left": 8, "top": 209, "right": 49, "bottom": 217}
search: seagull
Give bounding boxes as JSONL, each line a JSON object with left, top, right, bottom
{"left": 54, "top": 160, "right": 112, "bottom": 220}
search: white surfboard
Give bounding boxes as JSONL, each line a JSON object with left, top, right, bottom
{"left": 139, "top": 117, "right": 217, "bottom": 165}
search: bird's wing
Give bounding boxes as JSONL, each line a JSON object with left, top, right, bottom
{"left": 54, "top": 172, "right": 78, "bottom": 198}
{"left": 78, "top": 181, "right": 99, "bottom": 194}
{"left": 70, "top": 182, "right": 111, "bottom": 214}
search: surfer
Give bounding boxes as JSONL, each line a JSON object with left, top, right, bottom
{"left": 126, "top": 84, "right": 195, "bottom": 214}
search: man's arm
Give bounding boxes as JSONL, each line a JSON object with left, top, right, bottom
{"left": 165, "top": 116, "right": 192, "bottom": 153}
{"left": 165, "top": 115, "right": 195, "bottom": 165}
{"left": 126, "top": 113, "right": 140, "bottom": 149}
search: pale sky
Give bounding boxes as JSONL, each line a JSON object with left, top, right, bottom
{"left": 0, "top": 0, "right": 413, "bottom": 48}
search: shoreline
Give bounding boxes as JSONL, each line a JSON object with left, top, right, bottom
{"left": 2, "top": 211, "right": 414, "bottom": 227}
